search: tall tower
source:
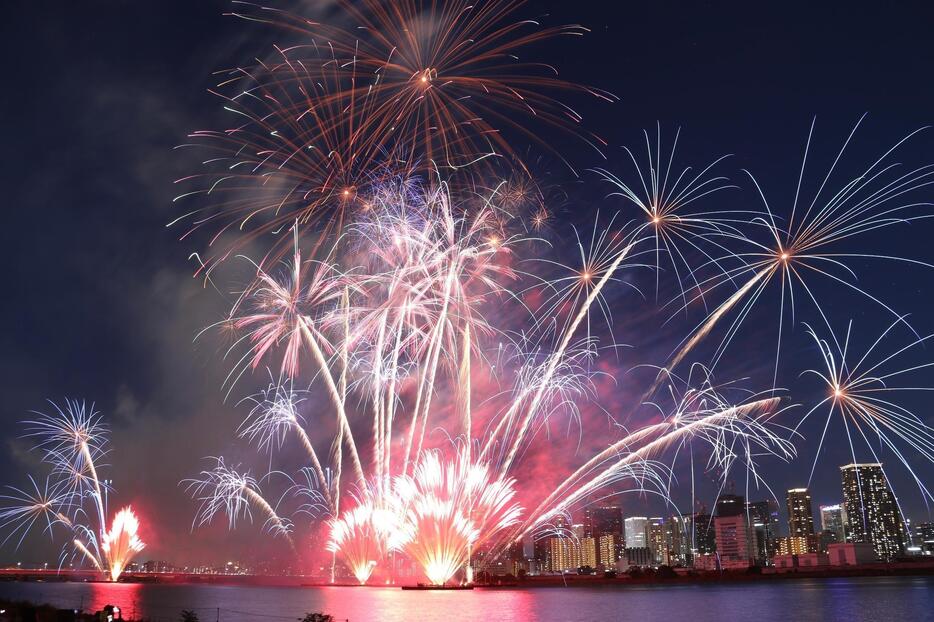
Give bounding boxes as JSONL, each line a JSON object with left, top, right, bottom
{"left": 840, "top": 463, "right": 907, "bottom": 560}
{"left": 647, "top": 517, "right": 666, "bottom": 564}
{"left": 585, "top": 507, "right": 623, "bottom": 566}
{"left": 786, "top": 488, "right": 815, "bottom": 539}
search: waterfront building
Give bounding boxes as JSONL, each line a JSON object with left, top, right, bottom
{"left": 623, "top": 546, "right": 653, "bottom": 568}
{"left": 827, "top": 542, "right": 878, "bottom": 566}
{"left": 549, "top": 537, "right": 583, "bottom": 572}
{"left": 773, "top": 552, "right": 829, "bottom": 569}
{"left": 585, "top": 506, "right": 623, "bottom": 538}
{"left": 714, "top": 513, "right": 757, "bottom": 569}
{"left": 776, "top": 536, "right": 809, "bottom": 556}
{"left": 914, "top": 522, "right": 934, "bottom": 554}
{"left": 786, "top": 488, "right": 816, "bottom": 546}
{"left": 665, "top": 515, "right": 689, "bottom": 566}
{"left": 624, "top": 517, "right": 648, "bottom": 548}
{"left": 597, "top": 533, "right": 619, "bottom": 569}
{"left": 819, "top": 504, "right": 847, "bottom": 544}
{"left": 585, "top": 506, "right": 623, "bottom": 566}
{"left": 840, "top": 463, "right": 908, "bottom": 560}
{"left": 690, "top": 513, "right": 717, "bottom": 556}
{"left": 647, "top": 517, "right": 667, "bottom": 564}
{"left": 580, "top": 536, "right": 598, "bottom": 569}
{"left": 693, "top": 553, "right": 718, "bottom": 571}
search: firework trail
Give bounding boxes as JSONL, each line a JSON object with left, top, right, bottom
{"left": 185, "top": 457, "right": 294, "bottom": 545}
{"left": 239, "top": 378, "right": 333, "bottom": 509}
{"left": 0, "top": 400, "right": 145, "bottom": 580}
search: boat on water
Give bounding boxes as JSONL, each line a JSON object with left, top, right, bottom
{"left": 401, "top": 583, "right": 474, "bottom": 590}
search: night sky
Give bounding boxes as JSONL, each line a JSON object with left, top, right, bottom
{"left": 2, "top": 1, "right": 934, "bottom": 566}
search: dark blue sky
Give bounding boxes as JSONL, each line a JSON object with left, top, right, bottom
{"left": 1, "top": 1, "right": 933, "bottom": 565}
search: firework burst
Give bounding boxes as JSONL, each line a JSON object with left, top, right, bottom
{"left": 170, "top": 0, "right": 934, "bottom": 589}
{"left": 665, "top": 116, "right": 934, "bottom": 385}
{"left": 801, "top": 319, "right": 934, "bottom": 501}
{"left": 0, "top": 401, "right": 145, "bottom": 580}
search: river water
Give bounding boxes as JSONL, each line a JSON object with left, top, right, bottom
{"left": 0, "top": 576, "right": 931, "bottom": 622}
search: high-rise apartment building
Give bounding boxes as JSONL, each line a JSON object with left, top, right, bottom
{"left": 776, "top": 536, "right": 810, "bottom": 556}
{"left": 549, "top": 537, "right": 582, "bottom": 572}
{"left": 914, "top": 522, "right": 934, "bottom": 554}
{"left": 585, "top": 506, "right": 623, "bottom": 566}
{"left": 689, "top": 513, "right": 717, "bottom": 556}
{"left": 580, "top": 537, "right": 597, "bottom": 569}
{"left": 786, "top": 488, "right": 815, "bottom": 539}
{"left": 665, "top": 515, "right": 689, "bottom": 566}
{"left": 585, "top": 507, "right": 623, "bottom": 538}
{"left": 647, "top": 517, "right": 667, "bottom": 564}
{"left": 840, "top": 463, "right": 907, "bottom": 560}
{"left": 597, "top": 534, "right": 619, "bottom": 568}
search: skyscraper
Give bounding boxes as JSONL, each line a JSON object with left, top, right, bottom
{"left": 840, "top": 463, "right": 908, "bottom": 560}
{"left": 624, "top": 517, "right": 648, "bottom": 548}
{"left": 549, "top": 537, "right": 582, "bottom": 572}
{"left": 580, "top": 537, "right": 598, "bottom": 569}
{"left": 597, "top": 534, "right": 619, "bottom": 568}
{"left": 786, "top": 488, "right": 815, "bottom": 539}
{"left": 747, "top": 500, "right": 780, "bottom": 564}
{"left": 666, "top": 515, "right": 689, "bottom": 566}
{"left": 647, "top": 517, "right": 666, "bottom": 564}
{"left": 820, "top": 504, "right": 847, "bottom": 544}
{"left": 585, "top": 506, "right": 623, "bottom": 566}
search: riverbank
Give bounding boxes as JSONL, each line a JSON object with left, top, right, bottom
{"left": 1, "top": 576, "right": 932, "bottom": 622}
{"left": 2, "top": 559, "right": 934, "bottom": 589}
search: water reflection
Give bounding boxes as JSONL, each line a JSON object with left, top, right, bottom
{"left": 86, "top": 582, "right": 143, "bottom": 613}
{"left": 0, "top": 577, "right": 931, "bottom": 622}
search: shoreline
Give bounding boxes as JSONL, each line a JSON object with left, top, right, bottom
{"left": 1, "top": 561, "right": 933, "bottom": 589}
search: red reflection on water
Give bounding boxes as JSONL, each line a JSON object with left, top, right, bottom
{"left": 318, "top": 585, "right": 539, "bottom": 622}
{"left": 83, "top": 582, "right": 143, "bottom": 616}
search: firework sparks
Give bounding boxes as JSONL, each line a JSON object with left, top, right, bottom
{"left": 169, "top": 1, "right": 934, "bottom": 590}
{"left": 596, "top": 125, "right": 745, "bottom": 303}
{"left": 326, "top": 497, "right": 406, "bottom": 584}
{"left": 101, "top": 507, "right": 145, "bottom": 582}
{"left": 801, "top": 319, "right": 934, "bottom": 502}
{"left": 393, "top": 448, "right": 521, "bottom": 585}
{"left": 668, "top": 117, "right": 934, "bottom": 383}
{"left": 185, "top": 457, "right": 294, "bottom": 544}
{"left": 0, "top": 401, "right": 144, "bottom": 581}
